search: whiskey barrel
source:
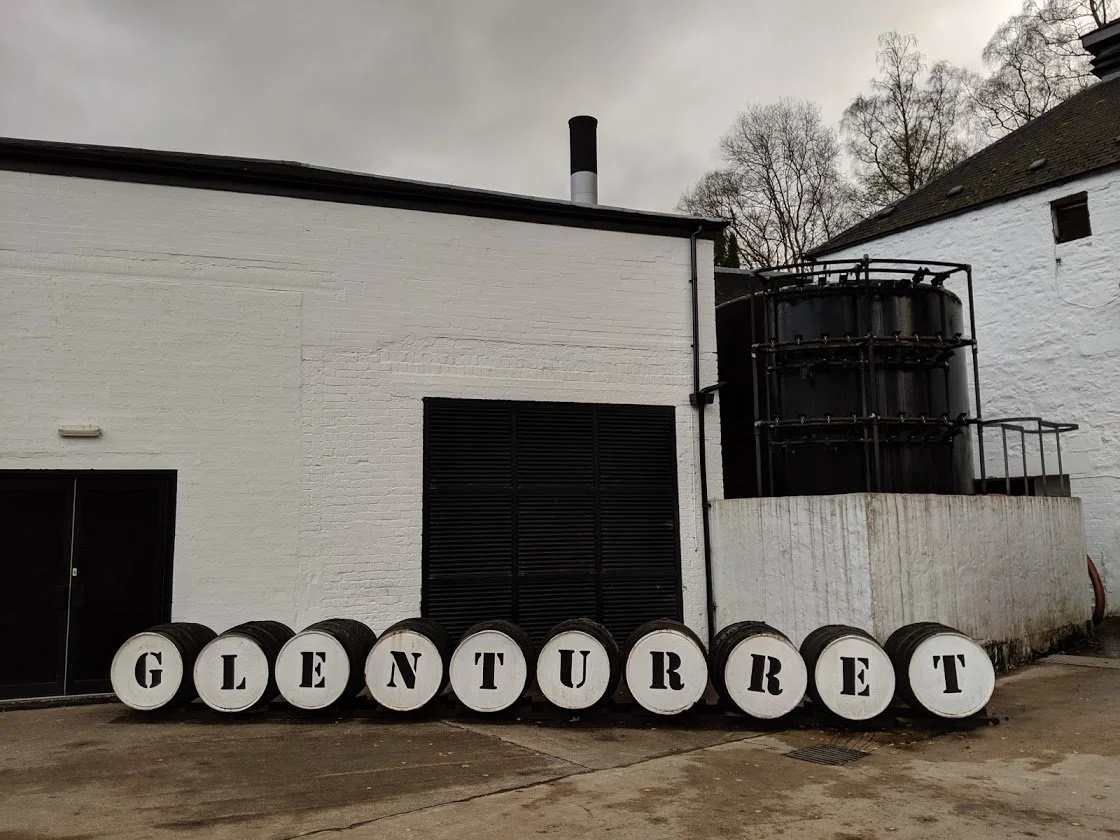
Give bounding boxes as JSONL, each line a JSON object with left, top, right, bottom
{"left": 623, "top": 619, "right": 708, "bottom": 715}
{"left": 710, "top": 621, "right": 807, "bottom": 719}
{"left": 111, "top": 622, "right": 216, "bottom": 711}
{"left": 367, "top": 617, "right": 452, "bottom": 712}
{"left": 885, "top": 622, "right": 994, "bottom": 718}
{"left": 800, "top": 624, "right": 895, "bottom": 721}
{"left": 275, "top": 618, "right": 376, "bottom": 710}
{"left": 449, "top": 620, "right": 534, "bottom": 713}
{"left": 193, "top": 620, "right": 294, "bottom": 713}
{"left": 535, "top": 618, "right": 621, "bottom": 710}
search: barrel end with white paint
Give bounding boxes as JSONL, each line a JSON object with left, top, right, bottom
{"left": 536, "top": 618, "right": 620, "bottom": 710}
{"left": 800, "top": 624, "right": 895, "bottom": 721}
{"left": 711, "top": 621, "right": 807, "bottom": 720}
{"left": 449, "top": 620, "right": 534, "bottom": 714}
{"left": 886, "top": 622, "right": 996, "bottom": 719}
{"left": 111, "top": 622, "right": 216, "bottom": 711}
{"left": 624, "top": 619, "right": 709, "bottom": 716}
{"left": 275, "top": 619, "right": 376, "bottom": 710}
{"left": 367, "top": 617, "right": 451, "bottom": 712}
{"left": 194, "top": 620, "right": 294, "bottom": 713}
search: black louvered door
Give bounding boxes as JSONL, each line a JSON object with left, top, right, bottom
{"left": 423, "top": 399, "right": 681, "bottom": 646}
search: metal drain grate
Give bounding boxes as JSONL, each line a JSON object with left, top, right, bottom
{"left": 1041, "top": 655, "right": 1120, "bottom": 670}
{"left": 785, "top": 745, "right": 868, "bottom": 766}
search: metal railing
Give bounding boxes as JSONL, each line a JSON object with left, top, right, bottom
{"left": 972, "top": 417, "right": 1079, "bottom": 496}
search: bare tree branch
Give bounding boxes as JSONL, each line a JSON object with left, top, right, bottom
{"left": 842, "top": 32, "right": 972, "bottom": 211}
{"left": 965, "top": 0, "right": 1114, "bottom": 140}
{"left": 679, "top": 99, "right": 857, "bottom": 268}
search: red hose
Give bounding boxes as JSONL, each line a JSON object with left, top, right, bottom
{"left": 1088, "top": 555, "right": 1106, "bottom": 625}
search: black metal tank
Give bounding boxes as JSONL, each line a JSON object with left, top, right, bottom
{"left": 716, "top": 261, "right": 976, "bottom": 496}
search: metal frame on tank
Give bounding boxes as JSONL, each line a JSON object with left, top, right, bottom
{"left": 722, "top": 258, "right": 1078, "bottom": 497}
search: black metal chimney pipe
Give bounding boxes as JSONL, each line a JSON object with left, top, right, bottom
{"left": 1081, "top": 19, "right": 1120, "bottom": 81}
{"left": 568, "top": 116, "right": 598, "bottom": 204}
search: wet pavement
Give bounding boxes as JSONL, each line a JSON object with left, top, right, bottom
{"left": 1070, "top": 616, "right": 1120, "bottom": 657}
{"left": 1, "top": 632, "right": 1118, "bottom": 839}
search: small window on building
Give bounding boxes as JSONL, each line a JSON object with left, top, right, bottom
{"left": 1051, "top": 192, "right": 1091, "bottom": 243}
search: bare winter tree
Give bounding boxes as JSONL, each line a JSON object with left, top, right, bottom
{"left": 966, "top": 0, "right": 1115, "bottom": 139}
{"left": 842, "top": 32, "right": 972, "bottom": 210}
{"left": 679, "top": 100, "right": 857, "bottom": 268}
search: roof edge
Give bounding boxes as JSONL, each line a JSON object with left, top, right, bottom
{"left": 807, "top": 159, "right": 1120, "bottom": 257}
{"left": 0, "top": 136, "right": 728, "bottom": 239}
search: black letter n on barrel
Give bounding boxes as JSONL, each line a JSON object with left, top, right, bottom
{"left": 387, "top": 651, "right": 422, "bottom": 689}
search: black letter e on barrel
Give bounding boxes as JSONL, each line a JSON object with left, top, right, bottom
{"left": 300, "top": 651, "right": 327, "bottom": 688}
{"left": 840, "top": 656, "right": 870, "bottom": 696}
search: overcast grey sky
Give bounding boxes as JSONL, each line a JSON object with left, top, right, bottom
{"left": 0, "top": 1, "right": 1022, "bottom": 212}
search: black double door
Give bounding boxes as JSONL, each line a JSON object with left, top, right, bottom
{"left": 423, "top": 399, "right": 683, "bottom": 647}
{"left": 0, "top": 472, "right": 175, "bottom": 700}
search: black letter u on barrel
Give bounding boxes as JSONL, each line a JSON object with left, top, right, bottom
{"left": 559, "top": 649, "right": 589, "bottom": 689}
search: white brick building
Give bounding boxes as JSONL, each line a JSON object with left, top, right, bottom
{"left": 0, "top": 137, "right": 725, "bottom": 699}
{"left": 811, "top": 23, "right": 1120, "bottom": 615}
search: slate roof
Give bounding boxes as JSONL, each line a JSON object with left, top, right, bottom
{"left": 810, "top": 76, "right": 1120, "bottom": 256}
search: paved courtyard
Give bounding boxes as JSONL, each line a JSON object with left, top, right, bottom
{"left": 1, "top": 642, "right": 1118, "bottom": 839}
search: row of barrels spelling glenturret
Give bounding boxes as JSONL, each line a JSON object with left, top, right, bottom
{"left": 110, "top": 617, "right": 996, "bottom": 720}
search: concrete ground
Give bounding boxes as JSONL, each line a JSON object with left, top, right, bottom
{"left": 1, "top": 637, "right": 1118, "bottom": 839}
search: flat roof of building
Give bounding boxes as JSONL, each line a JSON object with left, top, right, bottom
{"left": 0, "top": 136, "right": 728, "bottom": 240}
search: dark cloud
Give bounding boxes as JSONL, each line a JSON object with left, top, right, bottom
{"left": 0, "top": 0, "right": 1020, "bottom": 211}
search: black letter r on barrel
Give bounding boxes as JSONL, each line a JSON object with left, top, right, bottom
{"left": 650, "top": 651, "right": 684, "bottom": 690}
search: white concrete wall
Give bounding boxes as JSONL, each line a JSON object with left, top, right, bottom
{"left": 817, "top": 168, "right": 1120, "bottom": 613}
{"left": 0, "top": 170, "right": 721, "bottom": 636}
{"left": 710, "top": 494, "right": 1089, "bottom": 659}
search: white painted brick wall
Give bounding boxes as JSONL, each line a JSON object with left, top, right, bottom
{"left": 818, "top": 168, "right": 1120, "bottom": 614}
{"left": 0, "top": 170, "right": 722, "bottom": 637}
